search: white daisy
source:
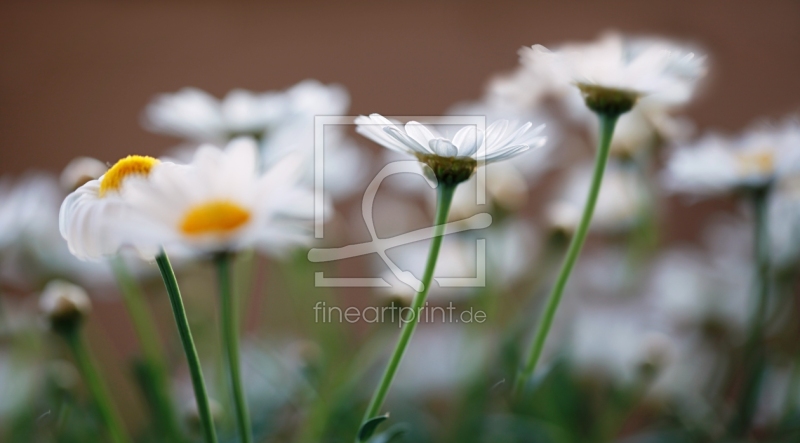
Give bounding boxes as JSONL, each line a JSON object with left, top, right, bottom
{"left": 664, "top": 117, "right": 800, "bottom": 195}
{"left": 355, "top": 113, "right": 546, "bottom": 185}
{"left": 521, "top": 32, "right": 707, "bottom": 113}
{"left": 60, "top": 155, "right": 162, "bottom": 261}
{"left": 143, "top": 79, "right": 349, "bottom": 144}
{"left": 120, "top": 138, "right": 315, "bottom": 256}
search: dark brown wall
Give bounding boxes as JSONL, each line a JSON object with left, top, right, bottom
{"left": 2, "top": 0, "right": 799, "bottom": 174}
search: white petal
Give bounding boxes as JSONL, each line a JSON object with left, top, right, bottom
{"left": 384, "top": 127, "right": 430, "bottom": 154}
{"left": 405, "top": 122, "right": 437, "bottom": 150}
{"left": 452, "top": 126, "right": 479, "bottom": 157}
{"left": 429, "top": 139, "right": 458, "bottom": 157}
{"left": 484, "top": 120, "right": 509, "bottom": 148}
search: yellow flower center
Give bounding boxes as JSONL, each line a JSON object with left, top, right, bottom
{"left": 736, "top": 151, "right": 774, "bottom": 177}
{"left": 180, "top": 200, "right": 251, "bottom": 236}
{"left": 99, "top": 155, "right": 160, "bottom": 197}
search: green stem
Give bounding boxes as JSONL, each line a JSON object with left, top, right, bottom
{"left": 63, "top": 328, "right": 131, "bottom": 443}
{"left": 110, "top": 256, "right": 182, "bottom": 442}
{"left": 514, "top": 113, "right": 619, "bottom": 395}
{"left": 359, "top": 183, "right": 457, "bottom": 428}
{"left": 781, "top": 355, "right": 800, "bottom": 426}
{"left": 729, "top": 187, "right": 772, "bottom": 436}
{"left": 155, "top": 252, "right": 218, "bottom": 443}
{"left": 215, "top": 253, "right": 252, "bottom": 443}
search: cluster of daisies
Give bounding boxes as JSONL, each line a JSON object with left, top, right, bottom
{"left": 1, "top": 29, "right": 800, "bottom": 443}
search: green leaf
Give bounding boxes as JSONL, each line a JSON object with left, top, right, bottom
{"left": 371, "top": 423, "right": 410, "bottom": 443}
{"left": 358, "top": 413, "right": 390, "bottom": 442}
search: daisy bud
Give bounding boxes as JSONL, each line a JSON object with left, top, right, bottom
{"left": 60, "top": 156, "right": 108, "bottom": 191}
{"left": 39, "top": 280, "right": 91, "bottom": 333}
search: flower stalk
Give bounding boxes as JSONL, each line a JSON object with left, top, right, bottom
{"left": 729, "top": 186, "right": 772, "bottom": 436}
{"left": 215, "top": 252, "right": 253, "bottom": 443}
{"left": 110, "top": 256, "right": 182, "bottom": 441}
{"left": 62, "top": 328, "right": 131, "bottom": 443}
{"left": 358, "top": 182, "right": 457, "bottom": 438}
{"left": 155, "top": 251, "right": 219, "bottom": 443}
{"left": 514, "top": 112, "right": 620, "bottom": 395}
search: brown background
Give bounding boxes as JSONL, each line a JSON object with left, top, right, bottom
{"left": 1, "top": 0, "right": 800, "bottom": 175}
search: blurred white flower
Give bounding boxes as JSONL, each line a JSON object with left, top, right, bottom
{"left": 143, "top": 79, "right": 349, "bottom": 144}
{"left": 148, "top": 81, "right": 367, "bottom": 202}
{"left": 664, "top": 117, "right": 800, "bottom": 195}
{"left": 377, "top": 239, "right": 474, "bottom": 301}
{"left": 445, "top": 167, "right": 528, "bottom": 220}
{"left": 565, "top": 292, "right": 674, "bottom": 384}
{"left": 260, "top": 116, "right": 371, "bottom": 201}
{"left": 0, "top": 351, "right": 39, "bottom": 419}
{"left": 769, "top": 178, "right": 800, "bottom": 267}
{"left": 647, "top": 337, "right": 722, "bottom": 414}
{"left": 0, "top": 174, "right": 112, "bottom": 286}
{"left": 605, "top": 103, "right": 694, "bottom": 158}
{"left": 486, "top": 66, "right": 553, "bottom": 112}
{"left": 647, "top": 247, "right": 751, "bottom": 335}
{"left": 521, "top": 32, "right": 707, "bottom": 108}
{"left": 547, "top": 160, "right": 648, "bottom": 233}
{"left": 59, "top": 156, "right": 108, "bottom": 191}
{"left": 393, "top": 325, "right": 489, "bottom": 396}
{"left": 39, "top": 279, "right": 91, "bottom": 329}
{"left": 375, "top": 217, "right": 537, "bottom": 299}
{"left": 121, "top": 139, "right": 315, "bottom": 256}
{"left": 60, "top": 156, "right": 162, "bottom": 260}
{"left": 356, "top": 114, "right": 545, "bottom": 166}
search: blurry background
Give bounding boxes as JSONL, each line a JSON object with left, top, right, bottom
{"left": 2, "top": 1, "right": 800, "bottom": 442}
{"left": 2, "top": 0, "right": 799, "bottom": 174}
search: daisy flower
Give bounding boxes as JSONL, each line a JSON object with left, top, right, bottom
{"left": 521, "top": 32, "right": 707, "bottom": 114}
{"left": 355, "top": 113, "right": 546, "bottom": 185}
{"left": 120, "top": 138, "right": 315, "bottom": 256}
{"left": 60, "top": 155, "right": 162, "bottom": 261}
{"left": 664, "top": 117, "right": 800, "bottom": 195}
{"left": 143, "top": 79, "right": 349, "bottom": 144}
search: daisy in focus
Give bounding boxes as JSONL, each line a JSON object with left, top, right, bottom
{"left": 120, "top": 138, "right": 315, "bottom": 256}
{"left": 355, "top": 114, "right": 546, "bottom": 185}
{"left": 664, "top": 117, "right": 800, "bottom": 195}
{"left": 521, "top": 32, "right": 707, "bottom": 114}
